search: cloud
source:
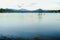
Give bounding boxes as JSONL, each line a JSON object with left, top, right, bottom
{"left": 0, "top": 0, "right": 60, "bottom": 10}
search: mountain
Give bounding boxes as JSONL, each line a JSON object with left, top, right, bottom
{"left": 31, "top": 9, "right": 43, "bottom": 13}
{"left": 18, "top": 9, "right": 30, "bottom": 11}
{"left": 0, "top": 8, "right": 60, "bottom": 13}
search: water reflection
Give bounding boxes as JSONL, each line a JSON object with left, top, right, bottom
{"left": 0, "top": 13, "right": 60, "bottom": 37}
{"left": 38, "top": 13, "right": 43, "bottom": 20}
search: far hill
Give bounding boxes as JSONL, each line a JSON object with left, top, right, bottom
{"left": 0, "top": 8, "right": 60, "bottom": 13}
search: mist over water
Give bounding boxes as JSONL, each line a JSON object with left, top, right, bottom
{"left": 0, "top": 13, "right": 60, "bottom": 37}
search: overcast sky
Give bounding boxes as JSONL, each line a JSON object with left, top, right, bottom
{"left": 0, "top": 0, "right": 60, "bottom": 10}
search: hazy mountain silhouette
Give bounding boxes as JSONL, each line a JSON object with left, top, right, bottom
{"left": 18, "top": 9, "right": 30, "bottom": 11}
{"left": 0, "top": 8, "right": 60, "bottom": 13}
{"left": 33, "top": 9, "right": 43, "bottom": 11}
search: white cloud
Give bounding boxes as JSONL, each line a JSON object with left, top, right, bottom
{"left": 0, "top": 0, "right": 60, "bottom": 10}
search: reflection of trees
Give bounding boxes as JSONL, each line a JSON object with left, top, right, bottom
{"left": 38, "top": 13, "right": 46, "bottom": 21}
{"left": 38, "top": 13, "right": 42, "bottom": 20}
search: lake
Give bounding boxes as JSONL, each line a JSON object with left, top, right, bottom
{"left": 0, "top": 13, "right": 60, "bottom": 37}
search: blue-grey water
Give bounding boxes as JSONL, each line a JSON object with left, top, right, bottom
{"left": 0, "top": 13, "right": 60, "bottom": 37}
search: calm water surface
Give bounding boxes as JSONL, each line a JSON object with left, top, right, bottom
{"left": 0, "top": 13, "right": 60, "bottom": 37}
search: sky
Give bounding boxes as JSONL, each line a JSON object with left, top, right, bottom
{"left": 0, "top": 0, "right": 60, "bottom": 10}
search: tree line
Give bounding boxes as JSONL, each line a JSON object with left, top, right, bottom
{"left": 0, "top": 8, "right": 60, "bottom": 13}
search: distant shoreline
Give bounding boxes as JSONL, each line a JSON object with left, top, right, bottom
{"left": 0, "top": 11, "right": 60, "bottom": 13}
{"left": 0, "top": 8, "right": 60, "bottom": 13}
